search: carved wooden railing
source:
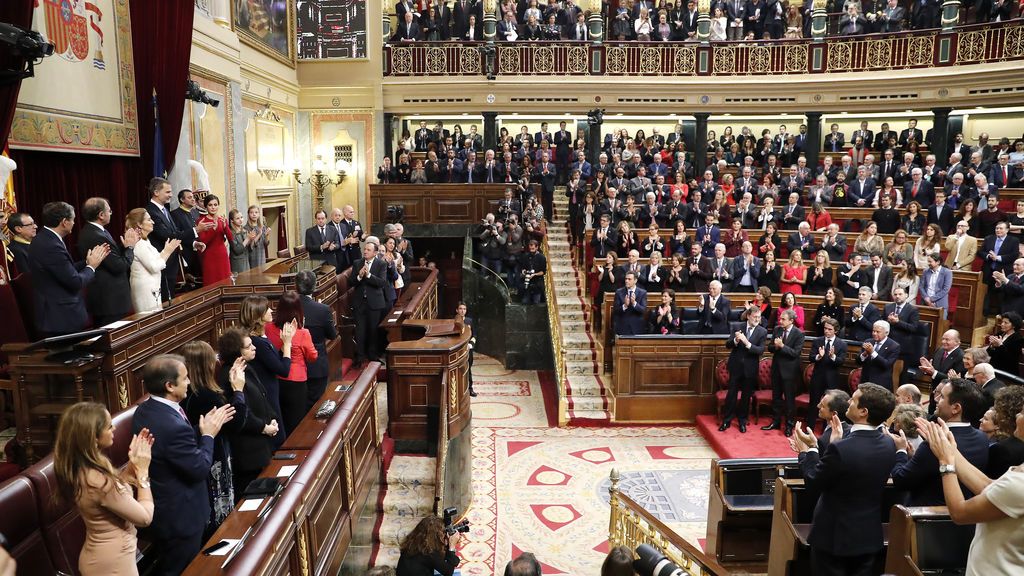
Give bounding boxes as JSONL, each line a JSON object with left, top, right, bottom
{"left": 608, "top": 469, "right": 729, "bottom": 576}
{"left": 383, "top": 19, "right": 1024, "bottom": 76}
{"left": 543, "top": 234, "right": 569, "bottom": 426}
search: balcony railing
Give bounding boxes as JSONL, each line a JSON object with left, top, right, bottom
{"left": 383, "top": 19, "right": 1024, "bottom": 76}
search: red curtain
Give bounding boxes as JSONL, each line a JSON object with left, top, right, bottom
{"left": 0, "top": 1, "right": 36, "bottom": 152}
{"left": 9, "top": 150, "right": 144, "bottom": 253}
{"left": 130, "top": 0, "right": 195, "bottom": 177}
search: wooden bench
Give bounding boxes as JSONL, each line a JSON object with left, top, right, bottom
{"left": 884, "top": 505, "right": 974, "bottom": 576}
{"left": 368, "top": 183, "right": 543, "bottom": 226}
{"left": 706, "top": 458, "right": 802, "bottom": 569}
{"left": 601, "top": 291, "right": 947, "bottom": 374}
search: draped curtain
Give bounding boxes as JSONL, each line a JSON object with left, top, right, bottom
{"left": 0, "top": 1, "right": 35, "bottom": 152}
{"left": 9, "top": 0, "right": 195, "bottom": 252}
{"left": 130, "top": 0, "right": 195, "bottom": 178}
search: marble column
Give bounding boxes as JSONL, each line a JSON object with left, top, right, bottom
{"left": 697, "top": 0, "right": 711, "bottom": 44}
{"left": 810, "top": 0, "right": 827, "bottom": 41}
{"left": 383, "top": 112, "right": 395, "bottom": 160}
{"left": 483, "top": 0, "right": 498, "bottom": 41}
{"left": 695, "top": 113, "right": 710, "bottom": 177}
{"left": 941, "top": 0, "right": 961, "bottom": 30}
{"left": 587, "top": 0, "right": 604, "bottom": 44}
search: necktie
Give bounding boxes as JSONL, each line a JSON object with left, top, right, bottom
{"left": 746, "top": 325, "right": 753, "bottom": 338}
{"left": 1004, "top": 166, "right": 1009, "bottom": 184}
{"left": 942, "top": 349, "right": 949, "bottom": 362}
{"left": 825, "top": 339, "right": 832, "bottom": 355}
{"left": 913, "top": 182, "right": 919, "bottom": 197}
{"left": 896, "top": 304, "right": 902, "bottom": 316}
{"left": 783, "top": 329, "right": 789, "bottom": 342}
{"left": 162, "top": 204, "right": 172, "bottom": 224}
{"left": 177, "top": 405, "right": 189, "bottom": 423}
{"left": 994, "top": 237, "right": 1004, "bottom": 268}
{"left": 319, "top": 227, "right": 325, "bottom": 242}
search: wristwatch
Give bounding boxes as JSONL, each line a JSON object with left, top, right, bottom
{"left": 938, "top": 464, "right": 956, "bottom": 475}
{"left": 138, "top": 476, "right": 151, "bottom": 489}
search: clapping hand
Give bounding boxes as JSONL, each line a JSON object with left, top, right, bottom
{"left": 773, "top": 336, "right": 784, "bottom": 348}
{"left": 127, "top": 427, "right": 154, "bottom": 482}
{"left": 885, "top": 427, "right": 913, "bottom": 455}
{"left": 229, "top": 357, "right": 247, "bottom": 392}
{"left": 198, "top": 404, "right": 235, "bottom": 437}
{"left": 915, "top": 417, "right": 958, "bottom": 464}
{"left": 281, "top": 319, "right": 298, "bottom": 342}
{"left": 862, "top": 341, "right": 875, "bottom": 355}
{"left": 198, "top": 219, "right": 216, "bottom": 232}
{"left": 122, "top": 227, "right": 140, "bottom": 248}
{"left": 85, "top": 243, "right": 111, "bottom": 268}
{"left": 790, "top": 421, "right": 817, "bottom": 453}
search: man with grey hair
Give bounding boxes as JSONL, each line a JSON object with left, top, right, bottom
{"left": 857, "top": 319, "right": 901, "bottom": 391}
{"left": 698, "top": 279, "right": 731, "bottom": 335}
{"left": 971, "top": 362, "right": 1004, "bottom": 407}
{"left": 764, "top": 307, "right": 806, "bottom": 436}
{"left": 919, "top": 329, "right": 966, "bottom": 400}
{"left": 352, "top": 240, "right": 388, "bottom": 365}
{"left": 904, "top": 166, "right": 934, "bottom": 208}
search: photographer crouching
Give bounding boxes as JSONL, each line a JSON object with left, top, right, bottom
{"left": 396, "top": 513, "right": 466, "bottom": 576}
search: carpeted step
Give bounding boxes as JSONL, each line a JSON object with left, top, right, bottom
{"left": 566, "top": 360, "right": 601, "bottom": 375}
{"left": 564, "top": 348, "right": 596, "bottom": 363}
{"left": 569, "top": 395, "right": 608, "bottom": 412}
{"left": 569, "top": 409, "right": 611, "bottom": 421}
{"left": 561, "top": 320, "right": 590, "bottom": 332}
{"left": 385, "top": 455, "right": 436, "bottom": 489}
{"left": 372, "top": 546, "right": 401, "bottom": 569}
{"left": 566, "top": 374, "right": 606, "bottom": 396}
{"left": 376, "top": 515, "right": 422, "bottom": 547}
{"left": 380, "top": 482, "right": 434, "bottom": 517}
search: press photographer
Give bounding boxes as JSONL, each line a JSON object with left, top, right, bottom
{"left": 395, "top": 515, "right": 463, "bottom": 576}
{"left": 517, "top": 238, "right": 547, "bottom": 305}
{"left": 479, "top": 213, "right": 507, "bottom": 276}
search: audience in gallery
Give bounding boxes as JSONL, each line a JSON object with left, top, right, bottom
{"left": 387, "top": 0, "right": 1016, "bottom": 44}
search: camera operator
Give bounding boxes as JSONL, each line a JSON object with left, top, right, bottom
{"left": 396, "top": 516, "right": 462, "bottom": 576}
{"left": 504, "top": 214, "right": 525, "bottom": 289}
{"left": 518, "top": 239, "right": 547, "bottom": 305}
{"left": 497, "top": 188, "right": 522, "bottom": 221}
{"left": 479, "top": 213, "right": 507, "bottom": 277}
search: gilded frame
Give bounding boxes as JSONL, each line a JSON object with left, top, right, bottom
{"left": 231, "top": 0, "right": 297, "bottom": 66}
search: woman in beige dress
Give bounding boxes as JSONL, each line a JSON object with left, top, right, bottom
{"left": 54, "top": 402, "right": 154, "bottom": 576}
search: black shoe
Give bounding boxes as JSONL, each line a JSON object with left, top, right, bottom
{"left": 718, "top": 421, "right": 731, "bottom": 432}
{"left": 784, "top": 424, "right": 794, "bottom": 437}
{"left": 469, "top": 388, "right": 478, "bottom": 397}
{"left": 738, "top": 422, "right": 747, "bottom": 433}
{"left": 761, "top": 422, "right": 781, "bottom": 431}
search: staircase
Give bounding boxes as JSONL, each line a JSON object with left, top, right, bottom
{"left": 549, "top": 190, "right": 612, "bottom": 423}
{"left": 370, "top": 454, "right": 436, "bottom": 568}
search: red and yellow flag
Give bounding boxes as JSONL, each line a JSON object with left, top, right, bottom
{"left": 1, "top": 146, "right": 15, "bottom": 214}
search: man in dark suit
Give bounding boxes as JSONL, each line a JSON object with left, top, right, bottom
{"left": 865, "top": 252, "right": 894, "bottom": 301}
{"left": 787, "top": 222, "right": 817, "bottom": 256}
{"left": 972, "top": 363, "right": 1005, "bottom": 407}
{"left": 989, "top": 152, "right": 1022, "bottom": 189}
{"left": 927, "top": 190, "right": 956, "bottom": 235}
{"left": 807, "top": 319, "right": 848, "bottom": 430}
{"left": 820, "top": 225, "right": 848, "bottom": 263}
{"left": 764, "top": 308, "right": 806, "bottom": 436}
{"left": 296, "top": 270, "right": 338, "bottom": 409}
{"left": 534, "top": 152, "right": 558, "bottom": 199}
{"left": 132, "top": 354, "right": 234, "bottom": 576}
{"left": 890, "top": 378, "right": 989, "bottom": 506}
{"left": 824, "top": 123, "right": 845, "bottom": 152}
{"left": 169, "top": 189, "right": 202, "bottom": 290}
{"left": 884, "top": 286, "right": 920, "bottom": 385}
{"left": 145, "top": 178, "right": 208, "bottom": 301}
{"left": 29, "top": 202, "right": 109, "bottom": 337}
{"left": 918, "top": 329, "right": 966, "bottom": 415}
{"left": 981, "top": 221, "right": 1020, "bottom": 314}
{"left": 591, "top": 214, "right": 617, "bottom": 258}
{"left": 791, "top": 382, "right": 897, "bottom": 576}
{"left": 878, "top": 0, "right": 906, "bottom": 32}
{"left": 352, "top": 241, "right": 389, "bottom": 364}
{"left": 720, "top": 307, "right": 768, "bottom": 433}
{"left": 857, "top": 319, "right": 901, "bottom": 391}
{"left": 698, "top": 280, "right": 732, "bottom": 335}
{"left": 614, "top": 271, "right": 648, "bottom": 336}
{"left": 534, "top": 121, "right": 551, "bottom": 148}
{"left": 904, "top": 168, "right": 935, "bottom": 208}
{"left": 392, "top": 11, "right": 422, "bottom": 40}
{"left": 304, "top": 210, "right": 336, "bottom": 264}
{"left": 78, "top": 197, "right": 138, "bottom": 327}
{"left": 992, "top": 257, "right": 1024, "bottom": 313}
{"left": 847, "top": 166, "right": 876, "bottom": 207}
{"left": 814, "top": 388, "right": 852, "bottom": 453}
{"left": 6, "top": 212, "right": 37, "bottom": 275}
{"left": 874, "top": 123, "right": 895, "bottom": 151}
{"left": 899, "top": 119, "right": 924, "bottom": 146}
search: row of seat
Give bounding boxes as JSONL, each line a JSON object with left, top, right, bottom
{"left": 0, "top": 406, "right": 138, "bottom": 575}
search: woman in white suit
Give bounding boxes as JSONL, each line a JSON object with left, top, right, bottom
{"left": 125, "top": 208, "right": 181, "bottom": 314}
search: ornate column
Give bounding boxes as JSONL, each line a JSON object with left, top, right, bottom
{"left": 483, "top": 0, "right": 498, "bottom": 41}
{"left": 383, "top": 112, "right": 395, "bottom": 160}
{"left": 483, "top": 112, "right": 498, "bottom": 151}
{"left": 931, "top": 108, "right": 952, "bottom": 163}
{"left": 805, "top": 112, "right": 822, "bottom": 168}
{"left": 941, "top": 0, "right": 961, "bottom": 30}
{"left": 696, "top": 0, "right": 711, "bottom": 44}
{"left": 810, "top": 0, "right": 828, "bottom": 41}
{"left": 588, "top": 0, "right": 604, "bottom": 44}
{"left": 383, "top": 9, "right": 392, "bottom": 41}
{"left": 695, "top": 113, "right": 710, "bottom": 177}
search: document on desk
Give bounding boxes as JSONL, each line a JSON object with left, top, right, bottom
{"left": 277, "top": 465, "right": 297, "bottom": 478}
{"left": 238, "top": 498, "right": 264, "bottom": 512}
{"left": 208, "top": 539, "right": 241, "bottom": 556}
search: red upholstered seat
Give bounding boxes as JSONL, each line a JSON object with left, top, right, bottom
{"left": 796, "top": 364, "right": 815, "bottom": 411}
{"left": 25, "top": 457, "right": 85, "bottom": 575}
{"left": 715, "top": 359, "right": 729, "bottom": 422}
{"left": 753, "top": 358, "right": 774, "bottom": 423}
{"left": 848, "top": 367, "right": 863, "bottom": 392}
{"left": 0, "top": 475, "right": 57, "bottom": 575}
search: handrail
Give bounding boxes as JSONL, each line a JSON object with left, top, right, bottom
{"left": 465, "top": 256, "right": 511, "bottom": 297}
{"left": 383, "top": 19, "right": 1024, "bottom": 76}
{"left": 543, "top": 233, "right": 569, "bottom": 426}
{"left": 434, "top": 366, "right": 450, "bottom": 515}
{"left": 608, "top": 469, "right": 730, "bottom": 576}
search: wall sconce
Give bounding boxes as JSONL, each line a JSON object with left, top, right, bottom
{"left": 293, "top": 157, "right": 349, "bottom": 213}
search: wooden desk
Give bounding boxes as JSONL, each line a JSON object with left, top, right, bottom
{"left": 368, "top": 183, "right": 540, "bottom": 225}
{"left": 184, "top": 365, "right": 380, "bottom": 576}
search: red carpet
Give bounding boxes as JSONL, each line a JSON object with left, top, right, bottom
{"left": 695, "top": 415, "right": 794, "bottom": 459}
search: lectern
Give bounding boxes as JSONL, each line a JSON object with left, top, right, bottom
{"left": 386, "top": 319, "right": 472, "bottom": 515}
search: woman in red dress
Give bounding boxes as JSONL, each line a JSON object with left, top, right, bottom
{"left": 198, "top": 194, "right": 232, "bottom": 285}
{"left": 779, "top": 249, "right": 808, "bottom": 296}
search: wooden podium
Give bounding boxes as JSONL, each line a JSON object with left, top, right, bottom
{"left": 386, "top": 319, "right": 472, "bottom": 515}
